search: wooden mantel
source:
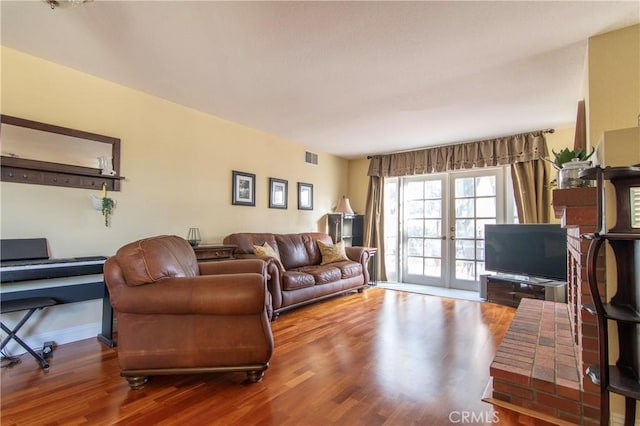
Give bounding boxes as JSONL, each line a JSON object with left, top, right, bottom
{"left": 552, "top": 187, "right": 598, "bottom": 229}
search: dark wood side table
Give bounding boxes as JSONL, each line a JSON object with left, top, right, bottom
{"left": 192, "top": 244, "right": 236, "bottom": 262}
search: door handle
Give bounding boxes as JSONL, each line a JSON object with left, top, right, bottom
{"left": 450, "top": 236, "right": 456, "bottom": 240}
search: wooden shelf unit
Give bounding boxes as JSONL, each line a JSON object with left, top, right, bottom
{"left": 327, "top": 213, "right": 364, "bottom": 246}
{"left": 581, "top": 166, "right": 640, "bottom": 426}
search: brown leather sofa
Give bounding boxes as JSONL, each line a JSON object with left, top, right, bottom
{"left": 223, "top": 232, "right": 370, "bottom": 318}
{"left": 103, "top": 235, "right": 274, "bottom": 389}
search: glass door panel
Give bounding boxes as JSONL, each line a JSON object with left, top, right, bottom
{"left": 399, "top": 168, "right": 504, "bottom": 291}
{"left": 402, "top": 177, "right": 446, "bottom": 286}
{"left": 449, "top": 170, "right": 502, "bottom": 291}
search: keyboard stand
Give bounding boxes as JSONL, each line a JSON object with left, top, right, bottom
{"left": 1, "top": 298, "right": 57, "bottom": 369}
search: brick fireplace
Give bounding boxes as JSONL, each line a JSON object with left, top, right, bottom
{"left": 553, "top": 186, "right": 603, "bottom": 425}
{"left": 488, "top": 186, "right": 602, "bottom": 425}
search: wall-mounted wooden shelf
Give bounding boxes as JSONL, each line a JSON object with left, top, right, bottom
{"left": 0, "top": 115, "right": 123, "bottom": 191}
{"left": 1, "top": 156, "right": 124, "bottom": 191}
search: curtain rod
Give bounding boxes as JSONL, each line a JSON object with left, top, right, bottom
{"left": 366, "top": 128, "right": 555, "bottom": 159}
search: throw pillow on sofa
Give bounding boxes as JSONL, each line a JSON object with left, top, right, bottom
{"left": 317, "top": 240, "right": 349, "bottom": 265}
{"left": 253, "top": 242, "right": 285, "bottom": 270}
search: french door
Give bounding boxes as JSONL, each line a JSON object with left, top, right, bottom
{"left": 401, "top": 168, "right": 506, "bottom": 291}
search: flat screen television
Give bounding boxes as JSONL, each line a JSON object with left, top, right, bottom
{"left": 484, "top": 224, "right": 567, "bottom": 281}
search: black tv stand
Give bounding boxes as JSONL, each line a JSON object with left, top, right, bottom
{"left": 496, "top": 274, "right": 553, "bottom": 284}
{"left": 480, "top": 274, "right": 567, "bottom": 308}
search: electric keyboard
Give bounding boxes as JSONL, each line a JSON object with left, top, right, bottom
{"left": 0, "top": 238, "right": 114, "bottom": 347}
{"left": 0, "top": 256, "right": 107, "bottom": 283}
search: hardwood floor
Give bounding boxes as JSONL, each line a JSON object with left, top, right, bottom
{"left": 2, "top": 288, "right": 557, "bottom": 425}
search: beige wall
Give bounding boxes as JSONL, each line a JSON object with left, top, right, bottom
{"left": 588, "top": 24, "right": 639, "bottom": 146}
{"left": 0, "top": 46, "right": 349, "bottom": 345}
{"left": 546, "top": 125, "right": 576, "bottom": 157}
{"left": 347, "top": 157, "right": 370, "bottom": 215}
{"left": 1, "top": 47, "right": 350, "bottom": 253}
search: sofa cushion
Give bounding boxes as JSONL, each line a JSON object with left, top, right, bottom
{"left": 295, "top": 265, "right": 342, "bottom": 285}
{"left": 317, "top": 240, "right": 349, "bottom": 265}
{"left": 282, "top": 271, "right": 315, "bottom": 290}
{"left": 253, "top": 242, "right": 285, "bottom": 270}
{"left": 115, "top": 235, "right": 199, "bottom": 287}
{"left": 332, "top": 261, "right": 363, "bottom": 279}
{"left": 276, "top": 234, "right": 314, "bottom": 269}
{"left": 274, "top": 232, "right": 334, "bottom": 269}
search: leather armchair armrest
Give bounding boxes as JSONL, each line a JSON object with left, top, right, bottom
{"left": 110, "top": 274, "right": 267, "bottom": 315}
{"left": 199, "top": 257, "right": 282, "bottom": 312}
{"left": 262, "top": 258, "right": 283, "bottom": 311}
{"left": 199, "top": 259, "right": 266, "bottom": 276}
{"left": 233, "top": 253, "right": 261, "bottom": 260}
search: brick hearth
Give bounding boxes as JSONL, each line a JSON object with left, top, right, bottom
{"left": 487, "top": 187, "right": 601, "bottom": 425}
{"left": 490, "top": 298, "right": 581, "bottom": 424}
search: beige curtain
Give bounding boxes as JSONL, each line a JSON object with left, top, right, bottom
{"left": 363, "top": 176, "right": 386, "bottom": 281}
{"left": 365, "top": 130, "right": 550, "bottom": 282}
{"left": 511, "top": 159, "right": 551, "bottom": 223}
{"left": 368, "top": 131, "right": 548, "bottom": 177}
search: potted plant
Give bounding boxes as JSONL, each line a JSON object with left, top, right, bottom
{"left": 549, "top": 147, "right": 595, "bottom": 170}
{"left": 101, "top": 196, "right": 115, "bottom": 227}
{"left": 90, "top": 184, "right": 116, "bottom": 227}
{"left": 545, "top": 147, "right": 595, "bottom": 189}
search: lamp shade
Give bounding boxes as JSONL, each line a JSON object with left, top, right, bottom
{"left": 335, "top": 196, "right": 354, "bottom": 215}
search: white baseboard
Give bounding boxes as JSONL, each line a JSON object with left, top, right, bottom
{"left": 2, "top": 322, "right": 101, "bottom": 357}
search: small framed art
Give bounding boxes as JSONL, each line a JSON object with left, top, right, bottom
{"left": 298, "top": 182, "right": 313, "bottom": 210}
{"left": 269, "top": 178, "right": 288, "bottom": 209}
{"left": 232, "top": 170, "right": 256, "bottom": 206}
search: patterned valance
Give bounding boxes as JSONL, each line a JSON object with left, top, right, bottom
{"left": 368, "top": 131, "right": 548, "bottom": 177}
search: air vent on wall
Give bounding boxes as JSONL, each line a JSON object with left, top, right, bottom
{"left": 305, "top": 151, "right": 318, "bottom": 165}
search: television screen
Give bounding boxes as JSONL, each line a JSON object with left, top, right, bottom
{"left": 484, "top": 224, "right": 567, "bottom": 281}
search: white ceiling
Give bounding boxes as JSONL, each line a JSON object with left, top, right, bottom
{"left": 1, "top": 1, "right": 638, "bottom": 159}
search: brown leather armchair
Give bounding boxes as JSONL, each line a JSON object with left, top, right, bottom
{"left": 104, "top": 235, "right": 274, "bottom": 389}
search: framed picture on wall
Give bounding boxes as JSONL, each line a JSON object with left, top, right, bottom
{"left": 269, "top": 178, "right": 288, "bottom": 209}
{"left": 232, "top": 170, "right": 256, "bottom": 206}
{"left": 298, "top": 182, "right": 313, "bottom": 210}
